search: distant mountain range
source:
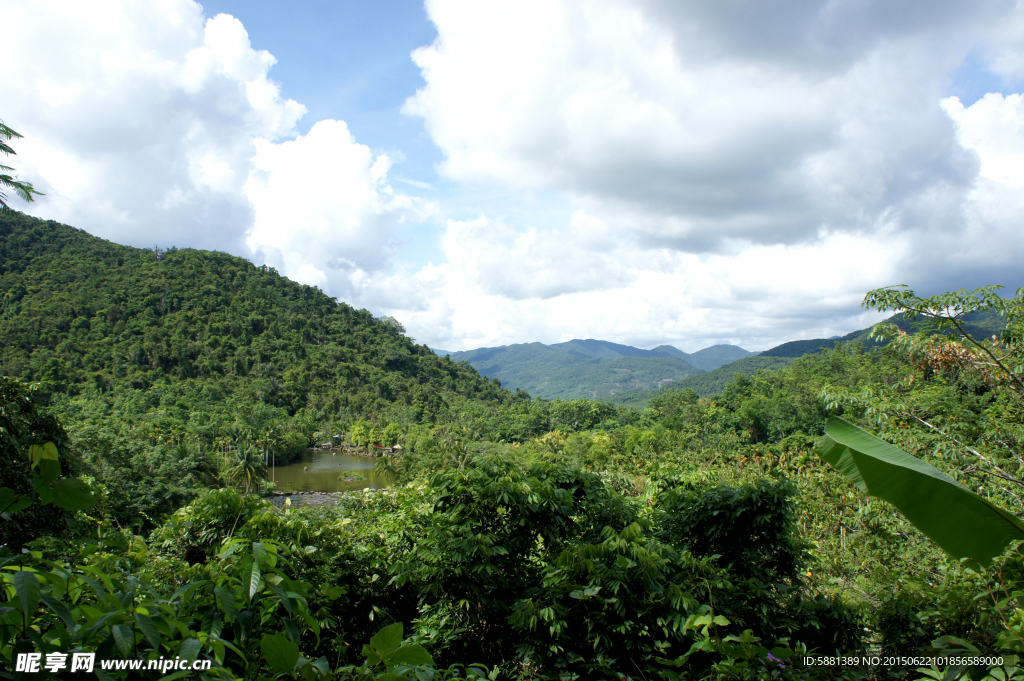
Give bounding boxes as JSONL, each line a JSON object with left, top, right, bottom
{"left": 609, "top": 310, "right": 1005, "bottom": 404}
{"left": 434, "top": 310, "right": 1007, "bottom": 402}
{"left": 432, "top": 339, "right": 754, "bottom": 400}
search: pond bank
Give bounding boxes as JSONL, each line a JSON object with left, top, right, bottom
{"left": 309, "top": 443, "right": 401, "bottom": 457}
{"left": 266, "top": 488, "right": 389, "bottom": 508}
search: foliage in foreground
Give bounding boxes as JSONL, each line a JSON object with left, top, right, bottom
{"left": 5, "top": 417, "right": 870, "bottom": 679}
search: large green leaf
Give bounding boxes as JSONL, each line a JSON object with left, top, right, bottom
{"left": 40, "top": 594, "right": 75, "bottom": 629}
{"left": 50, "top": 478, "right": 97, "bottom": 511}
{"left": 215, "top": 586, "right": 238, "bottom": 622}
{"left": 179, "top": 638, "right": 200, "bottom": 663}
{"left": 113, "top": 624, "right": 134, "bottom": 658}
{"left": 368, "top": 622, "right": 404, "bottom": 660}
{"left": 261, "top": 633, "right": 299, "bottom": 674}
{"left": 0, "top": 487, "right": 31, "bottom": 516}
{"left": 135, "top": 612, "right": 162, "bottom": 651}
{"left": 815, "top": 417, "right": 1024, "bottom": 566}
{"left": 13, "top": 570, "right": 41, "bottom": 617}
{"left": 252, "top": 542, "right": 267, "bottom": 567}
{"left": 27, "top": 442, "right": 58, "bottom": 469}
{"left": 35, "top": 459, "right": 61, "bottom": 485}
{"left": 389, "top": 644, "right": 434, "bottom": 667}
{"left": 245, "top": 561, "right": 262, "bottom": 601}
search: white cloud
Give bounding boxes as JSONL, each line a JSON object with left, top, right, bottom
{"left": 4, "top": 0, "right": 424, "bottom": 297}
{"left": 390, "top": 80, "right": 1024, "bottom": 352}
{"left": 943, "top": 93, "right": 1024, "bottom": 188}
{"left": 390, "top": 214, "right": 906, "bottom": 352}
{"left": 437, "top": 212, "right": 632, "bottom": 300}
{"left": 5, "top": 2, "right": 304, "bottom": 252}
{"left": 245, "top": 119, "right": 436, "bottom": 295}
{"left": 382, "top": 0, "right": 1024, "bottom": 351}
{"left": 404, "top": 0, "right": 997, "bottom": 249}
{"left": 936, "top": 94, "right": 1024, "bottom": 278}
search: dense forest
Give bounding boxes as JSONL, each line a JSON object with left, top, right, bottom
{"left": 0, "top": 211, "right": 509, "bottom": 412}
{"left": 3, "top": 211, "right": 1024, "bottom": 680}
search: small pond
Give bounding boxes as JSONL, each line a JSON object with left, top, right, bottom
{"left": 268, "top": 450, "right": 392, "bottom": 494}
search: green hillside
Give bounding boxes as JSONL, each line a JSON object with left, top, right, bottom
{"left": 442, "top": 338, "right": 755, "bottom": 399}
{"left": 447, "top": 343, "right": 699, "bottom": 399}
{"left": 548, "top": 338, "right": 678, "bottom": 359}
{"left": 609, "top": 355, "right": 796, "bottom": 406}
{"left": 611, "top": 308, "right": 1009, "bottom": 406}
{"left": 680, "top": 343, "right": 755, "bottom": 370}
{"left": 0, "top": 211, "right": 509, "bottom": 422}
{"left": 759, "top": 310, "right": 1005, "bottom": 358}
{"left": 649, "top": 344, "right": 691, "bottom": 360}
{"left": 673, "top": 355, "right": 795, "bottom": 396}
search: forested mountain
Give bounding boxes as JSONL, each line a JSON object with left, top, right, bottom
{"left": 610, "top": 308, "right": 1008, "bottom": 405}
{"left": 609, "top": 355, "right": 796, "bottom": 406}
{"left": 440, "top": 338, "right": 752, "bottom": 399}
{"left": 673, "top": 342, "right": 755, "bottom": 370}
{"left": 759, "top": 310, "right": 1004, "bottom": 358}
{"left": 0, "top": 211, "right": 510, "bottom": 421}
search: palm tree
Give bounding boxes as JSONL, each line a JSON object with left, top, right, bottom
{"left": 1, "top": 121, "right": 43, "bottom": 210}
{"left": 225, "top": 440, "right": 266, "bottom": 495}
{"left": 375, "top": 454, "right": 397, "bottom": 480}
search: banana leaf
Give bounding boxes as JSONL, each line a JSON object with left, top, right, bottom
{"left": 815, "top": 417, "right": 1024, "bottom": 567}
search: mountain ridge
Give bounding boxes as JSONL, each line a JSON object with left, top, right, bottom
{"left": 434, "top": 309, "right": 1007, "bottom": 403}
{"left": 607, "top": 309, "right": 1008, "bottom": 405}
{"left": 434, "top": 339, "right": 755, "bottom": 400}
{"left": 0, "top": 211, "right": 510, "bottom": 421}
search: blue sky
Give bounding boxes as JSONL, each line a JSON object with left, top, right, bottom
{"left": 6, "top": 0, "right": 1024, "bottom": 352}
{"left": 199, "top": 0, "right": 450, "bottom": 268}
{"left": 947, "top": 50, "right": 1023, "bottom": 107}
{"left": 200, "top": 1, "right": 439, "bottom": 170}
{"left": 196, "top": 0, "right": 583, "bottom": 279}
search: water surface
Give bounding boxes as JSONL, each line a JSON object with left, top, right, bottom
{"left": 269, "top": 451, "right": 391, "bottom": 493}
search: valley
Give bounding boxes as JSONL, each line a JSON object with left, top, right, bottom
{"left": 2, "top": 211, "right": 1022, "bottom": 679}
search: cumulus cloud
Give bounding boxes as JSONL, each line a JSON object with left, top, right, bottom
{"left": 5, "top": 0, "right": 424, "bottom": 297}
{"left": 5, "top": 2, "right": 304, "bottom": 252}
{"left": 391, "top": 213, "right": 906, "bottom": 351}
{"left": 392, "top": 80, "right": 1024, "bottom": 352}
{"left": 934, "top": 93, "right": 1024, "bottom": 285}
{"left": 943, "top": 93, "right": 1024, "bottom": 188}
{"left": 404, "top": 0, "right": 1001, "bottom": 249}
{"left": 384, "top": 0, "right": 1024, "bottom": 351}
{"left": 436, "top": 212, "right": 632, "bottom": 300}
{"left": 245, "top": 119, "right": 435, "bottom": 296}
